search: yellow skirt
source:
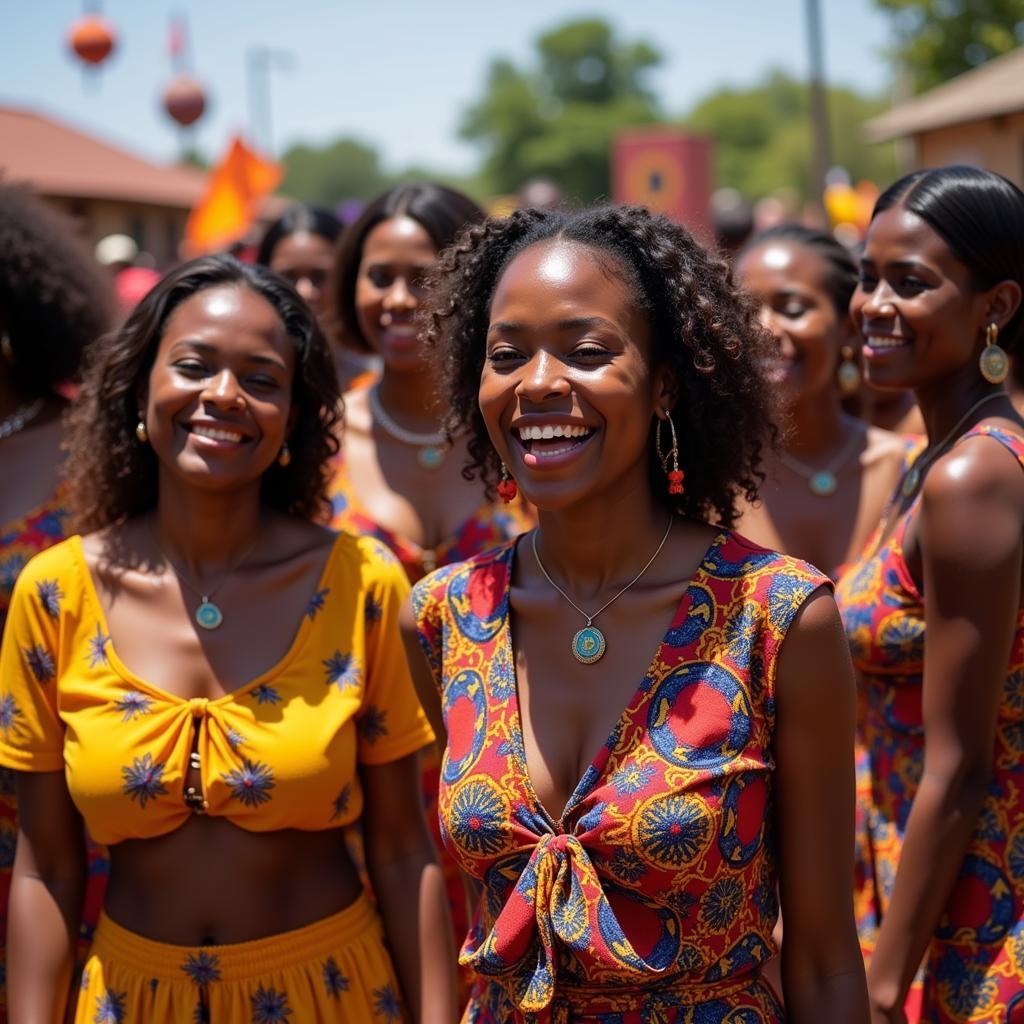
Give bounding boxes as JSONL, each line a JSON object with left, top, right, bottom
{"left": 75, "top": 893, "right": 406, "bottom": 1022}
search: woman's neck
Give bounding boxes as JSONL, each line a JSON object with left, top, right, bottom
{"left": 915, "top": 373, "right": 1012, "bottom": 445}
{"left": 531, "top": 479, "right": 672, "bottom": 599}
{"left": 374, "top": 367, "right": 440, "bottom": 432}
{"left": 782, "top": 389, "right": 851, "bottom": 459}
{"left": 152, "top": 475, "right": 265, "bottom": 576}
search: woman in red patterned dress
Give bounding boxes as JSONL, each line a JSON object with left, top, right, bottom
{"left": 0, "top": 184, "right": 114, "bottom": 1020}
{"left": 402, "top": 205, "right": 869, "bottom": 1022}
{"left": 836, "top": 166, "right": 1024, "bottom": 1023}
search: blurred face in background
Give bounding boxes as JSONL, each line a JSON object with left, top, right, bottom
{"left": 354, "top": 216, "right": 436, "bottom": 375}
{"left": 268, "top": 231, "right": 335, "bottom": 318}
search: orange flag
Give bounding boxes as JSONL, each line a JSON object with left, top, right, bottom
{"left": 185, "top": 135, "right": 282, "bottom": 253}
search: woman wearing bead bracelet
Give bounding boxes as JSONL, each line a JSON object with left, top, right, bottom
{"left": 404, "top": 204, "right": 868, "bottom": 1023}
{"left": 835, "top": 166, "right": 1024, "bottom": 1023}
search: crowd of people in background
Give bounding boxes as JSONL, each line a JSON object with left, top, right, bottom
{"left": 0, "top": 162, "right": 1022, "bottom": 1024}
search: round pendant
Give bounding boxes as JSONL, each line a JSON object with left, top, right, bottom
{"left": 808, "top": 470, "right": 837, "bottom": 497}
{"left": 418, "top": 445, "right": 446, "bottom": 469}
{"left": 195, "top": 601, "right": 223, "bottom": 630}
{"left": 902, "top": 466, "right": 921, "bottom": 499}
{"left": 979, "top": 345, "right": 1009, "bottom": 384}
{"left": 572, "top": 625, "right": 606, "bottom": 665}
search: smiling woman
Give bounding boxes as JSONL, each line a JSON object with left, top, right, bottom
{"left": 403, "top": 205, "right": 870, "bottom": 1023}
{"left": 0, "top": 256, "right": 456, "bottom": 1022}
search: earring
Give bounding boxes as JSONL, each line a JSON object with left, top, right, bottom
{"left": 980, "top": 323, "right": 1009, "bottom": 384}
{"left": 0, "top": 333, "right": 13, "bottom": 365}
{"left": 656, "top": 414, "right": 684, "bottom": 496}
{"left": 135, "top": 419, "right": 149, "bottom": 443}
{"left": 278, "top": 442, "right": 292, "bottom": 467}
{"left": 836, "top": 345, "right": 861, "bottom": 395}
{"left": 497, "top": 461, "right": 518, "bottom": 503}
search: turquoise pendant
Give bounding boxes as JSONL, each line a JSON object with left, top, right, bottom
{"left": 902, "top": 465, "right": 921, "bottom": 499}
{"left": 573, "top": 625, "right": 606, "bottom": 665}
{"left": 195, "top": 600, "right": 223, "bottom": 630}
{"left": 418, "top": 445, "right": 446, "bottom": 469}
{"left": 809, "top": 470, "right": 837, "bottom": 497}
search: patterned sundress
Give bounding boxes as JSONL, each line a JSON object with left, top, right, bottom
{"left": 413, "top": 529, "right": 830, "bottom": 1023}
{"left": 835, "top": 425, "right": 1024, "bottom": 1023}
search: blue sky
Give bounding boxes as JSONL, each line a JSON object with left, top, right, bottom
{"left": 4, "top": 2, "right": 895, "bottom": 172}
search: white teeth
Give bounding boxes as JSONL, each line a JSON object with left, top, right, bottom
{"left": 534, "top": 443, "right": 575, "bottom": 458}
{"left": 865, "top": 335, "right": 909, "bottom": 350}
{"left": 516, "top": 424, "right": 592, "bottom": 441}
{"left": 191, "top": 425, "right": 245, "bottom": 443}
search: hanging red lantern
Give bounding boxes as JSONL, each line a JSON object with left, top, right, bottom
{"left": 163, "top": 75, "right": 207, "bottom": 127}
{"left": 68, "top": 14, "right": 116, "bottom": 66}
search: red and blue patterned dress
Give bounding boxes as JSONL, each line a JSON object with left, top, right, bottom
{"left": 0, "top": 493, "right": 107, "bottom": 1022}
{"left": 413, "top": 529, "right": 830, "bottom": 1023}
{"left": 835, "top": 425, "right": 1024, "bottom": 1023}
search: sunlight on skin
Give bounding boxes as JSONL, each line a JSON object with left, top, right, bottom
{"left": 390, "top": 216, "right": 426, "bottom": 241}
{"left": 761, "top": 245, "right": 794, "bottom": 271}
{"left": 535, "top": 243, "right": 578, "bottom": 285}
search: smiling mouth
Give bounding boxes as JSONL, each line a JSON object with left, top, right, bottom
{"left": 187, "top": 424, "right": 249, "bottom": 444}
{"left": 514, "top": 423, "right": 596, "bottom": 461}
{"left": 863, "top": 334, "right": 911, "bottom": 351}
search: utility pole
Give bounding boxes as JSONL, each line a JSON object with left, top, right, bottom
{"left": 246, "top": 46, "right": 294, "bottom": 156}
{"left": 805, "top": 0, "right": 832, "bottom": 207}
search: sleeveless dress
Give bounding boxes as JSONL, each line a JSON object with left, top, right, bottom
{"left": 0, "top": 493, "right": 108, "bottom": 1023}
{"left": 835, "top": 425, "right": 1024, "bottom": 1023}
{"left": 412, "top": 529, "right": 830, "bottom": 1023}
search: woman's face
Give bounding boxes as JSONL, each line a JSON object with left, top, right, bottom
{"left": 480, "top": 240, "right": 669, "bottom": 511}
{"left": 354, "top": 216, "right": 437, "bottom": 374}
{"left": 735, "top": 240, "right": 850, "bottom": 406}
{"left": 268, "top": 231, "right": 335, "bottom": 318}
{"left": 851, "top": 204, "right": 987, "bottom": 391}
{"left": 143, "top": 284, "right": 295, "bottom": 496}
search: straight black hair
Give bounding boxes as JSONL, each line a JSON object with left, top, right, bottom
{"left": 255, "top": 204, "right": 343, "bottom": 268}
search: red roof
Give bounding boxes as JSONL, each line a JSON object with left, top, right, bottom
{"left": 0, "top": 104, "right": 207, "bottom": 208}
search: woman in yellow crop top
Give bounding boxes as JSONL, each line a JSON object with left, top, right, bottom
{"left": 0, "top": 256, "right": 456, "bottom": 1022}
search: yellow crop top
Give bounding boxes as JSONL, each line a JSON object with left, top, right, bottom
{"left": 0, "top": 532, "right": 433, "bottom": 845}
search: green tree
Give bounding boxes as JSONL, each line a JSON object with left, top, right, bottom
{"left": 683, "top": 71, "right": 898, "bottom": 201}
{"left": 279, "top": 137, "right": 388, "bottom": 205}
{"left": 460, "top": 18, "right": 663, "bottom": 202}
{"left": 873, "top": 0, "right": 1024, "bottom": 92}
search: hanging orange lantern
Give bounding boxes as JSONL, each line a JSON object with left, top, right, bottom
{"left": 68, "top": 14, "right": 116, "bottom": 66}
{"left": 163, "top": 75, "right": 207, "bottom": 128}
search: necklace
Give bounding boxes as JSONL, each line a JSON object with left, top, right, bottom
{"left": 778, "top": 426, "right": 864, "bottom": 497}
{"left": 148, "top": 520, "right": 263, "bottom": 631}
{"left": 0, "top": 398, "right": 44, "bottom": 440}
{"left": 369, "top": 385, "right": 447, "bottom": 469}
{"left": 531, "top": 516, "right": 674, "bottom": 665}
{"left": 900, "top": 392, "right": 1008, "bottom": 500}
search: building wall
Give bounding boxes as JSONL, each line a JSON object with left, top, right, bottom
{"left": 916, "top": 113, "right": 1024, "bottom": 185}
{"left": 44, "top": 196, "right": 190, "bottom": 269}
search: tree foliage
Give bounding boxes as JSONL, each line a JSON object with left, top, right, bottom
{"left": 684, "top": 72, "right": 898, "bottom": 200}
{"left": 279, "top": 137, "right": 388, "bottom": 206}
{"left": 873, "top": 0, "right": 1024, "bottom": 92}
{"left": 459, "top": 18, "right": 662, "bottom": 202}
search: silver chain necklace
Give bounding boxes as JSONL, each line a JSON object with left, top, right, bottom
{"left": 0, "top": 398, "right": 44, "bottom": 440}
{"left": 368, "top": 384, "right": 448, "bottom": 469}
{"left": 531, "top": 516, "right": 675, "bottom": 665}
{"left": 778, "top": 426, "right": 864, "bottom": 497}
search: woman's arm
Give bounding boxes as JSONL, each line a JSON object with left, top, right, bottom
{"left": 774, "top": 587, "right": 869, "bottom": 1023}
{"left": 8, "top": 770, "right": 87, "bottom": 1024}
{"left": 866, "top": 448, "right": 1023, "bottom": 1021}
{"left": 362, "top": 751, "right": 457, "bottom": 1024}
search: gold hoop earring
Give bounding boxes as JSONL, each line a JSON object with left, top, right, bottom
{"left": 980, "top": 323, "right": 1009, "bottom": 384}
{"left": 836, "top": 345, "right": 861, "bottom": 395}
{"left": 277, "top": 442, "right": 292, "bottom": 467}
{"left": 135, "top": 419, "right": 149, "bottom": 444}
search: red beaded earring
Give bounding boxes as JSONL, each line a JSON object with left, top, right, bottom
{"left": 497, "top": 461, "right": 518, "bottom": 503}
{"left": 656, "top": 413, "right": 684, "bottom": 496}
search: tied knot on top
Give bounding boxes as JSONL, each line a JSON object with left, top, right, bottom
{"left": 465, "top": 832, "right": 662, "bottom": 1021}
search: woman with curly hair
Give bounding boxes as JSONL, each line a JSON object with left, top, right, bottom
{"left": 836, "top": 166, "right": 1024, "bottom": 1024}
{"left": 0, "top": 255, "right": 455, "bottom": 1021}
{"left": 0, "top": 183, "right": 114, "bottom": 1022}
{"left": 403, "top": 205, "right": 869, "bottom": 1022}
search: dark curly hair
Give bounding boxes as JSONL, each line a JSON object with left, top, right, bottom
{"left": 0, "top": 183, "right": 114, "bottom": 398}
{"left": 420, "top": 205, "right": 778, "bottom": 527}
{"left": 65, "top": 255, "right": 340, "bottom": 532}
{"left": 332, "top": 182, "right": 485, "bottom": 352}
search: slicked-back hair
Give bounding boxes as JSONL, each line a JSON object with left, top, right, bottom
{"left": 65, "top": 255, "right": 340, "bottom": 532}
{"left": 419, "top": 204, "right": 779, "bottom": 528}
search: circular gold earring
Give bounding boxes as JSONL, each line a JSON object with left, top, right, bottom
{"left": 836, "top": 345, "right": 861, "bottom": 395}
{"left": 135, "top": 419, "right": 149, "bottom": 443}
{"left": 979, "top": 323, "right": 1009, "bottom": 384}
